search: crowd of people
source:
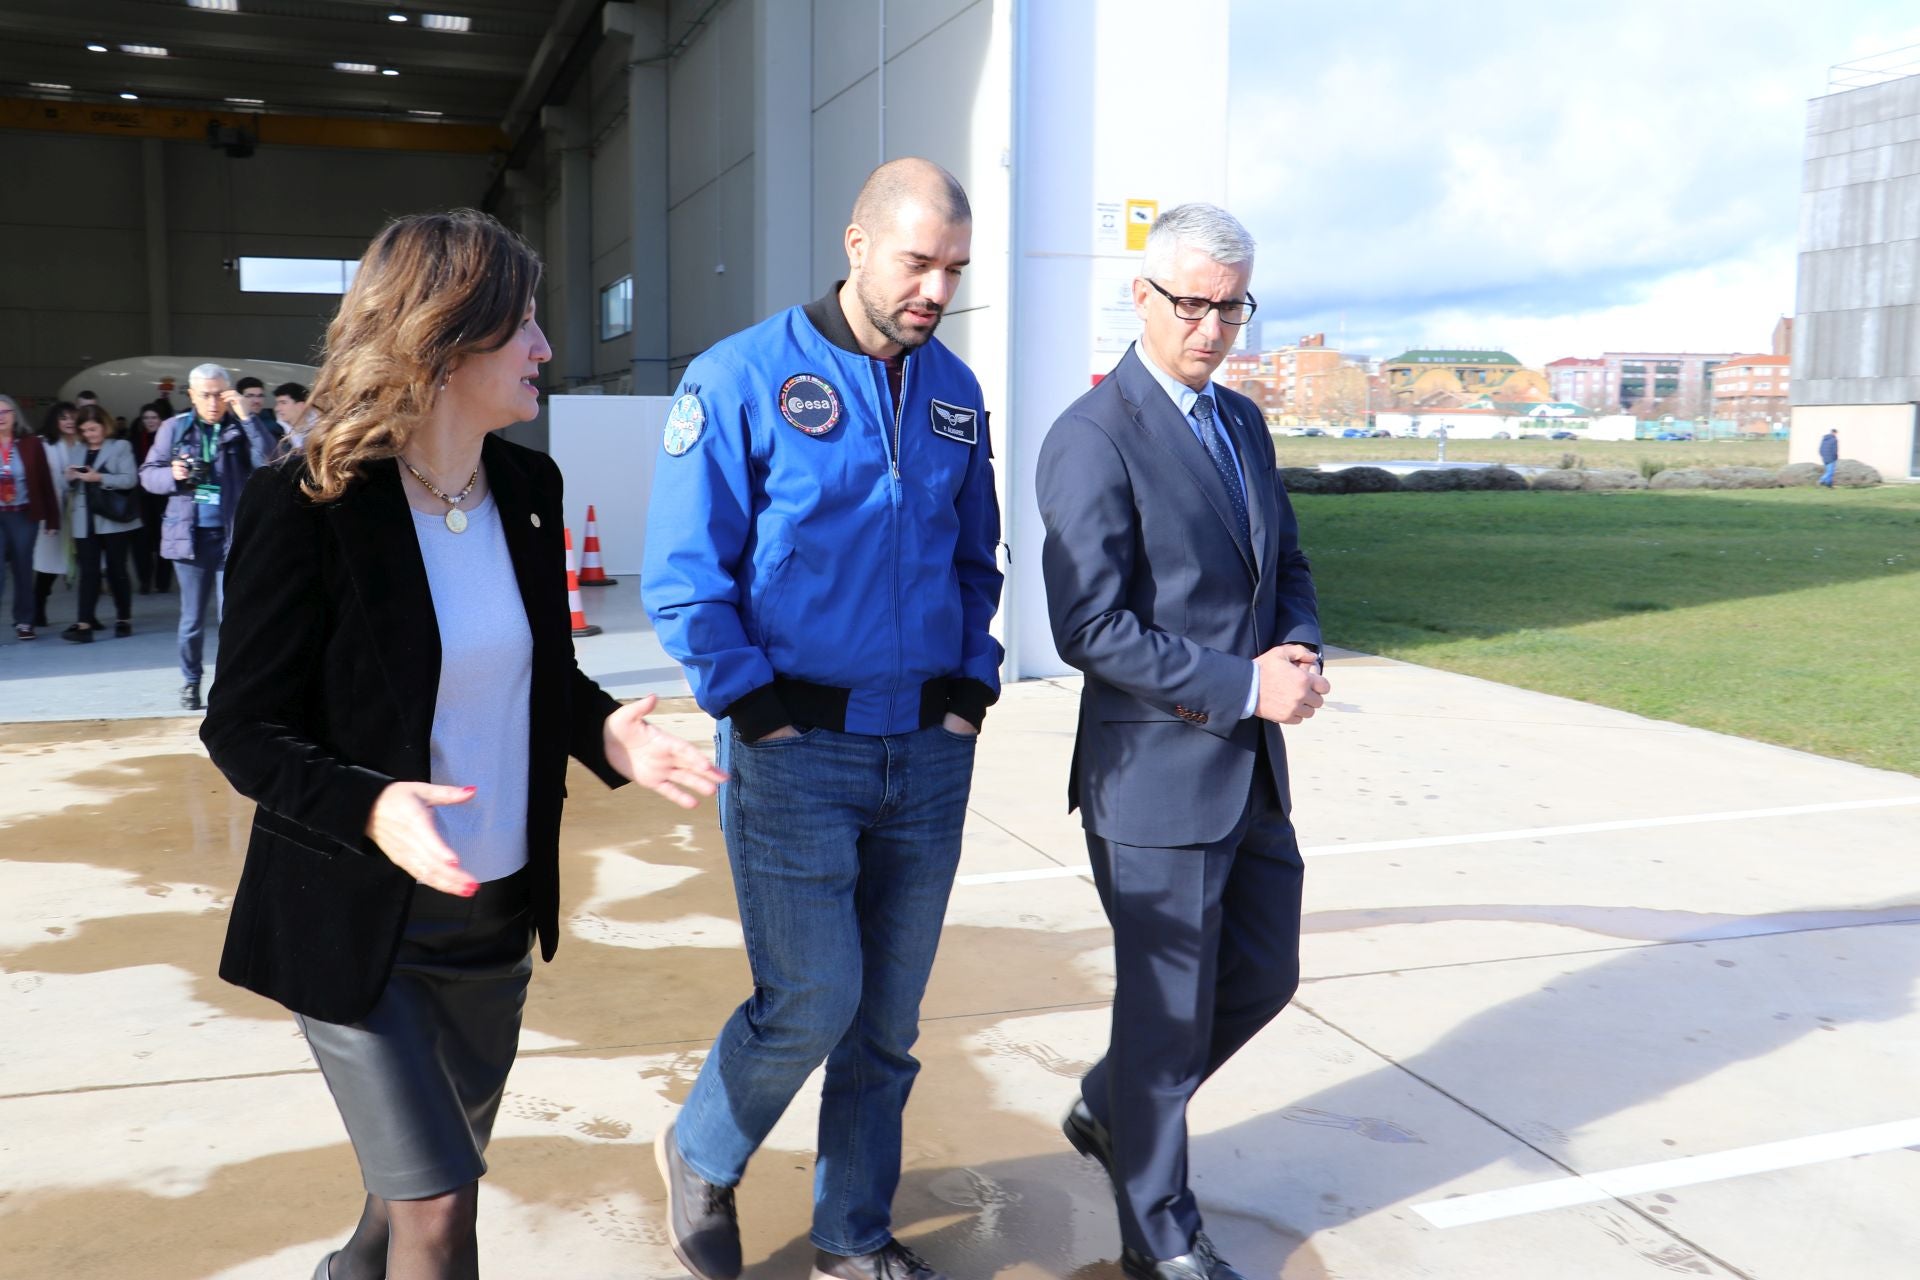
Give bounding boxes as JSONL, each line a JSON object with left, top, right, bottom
{"left": 0, "top": 379, "right": 312, "bottom": 672}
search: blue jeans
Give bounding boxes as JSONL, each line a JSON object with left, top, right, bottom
{"left": 173, "top": 524, "right": 225, "bottom": 683}
{"left": 0, "top": 509, "right": 36, "bottom": 626}
{"left": 1820, "top": 460, "right": 1837, "bottom": 486}
{"left": 676, "top": 721, "right": 978, "bottom": 1255}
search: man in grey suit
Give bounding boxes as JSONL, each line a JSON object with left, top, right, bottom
{"left": 1036, "top": 203, "right": 1329, "bottom": 1280}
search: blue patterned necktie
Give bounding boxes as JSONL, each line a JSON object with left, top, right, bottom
{"left": 1191, "top": 394, "right": 1250, "bottom": 550}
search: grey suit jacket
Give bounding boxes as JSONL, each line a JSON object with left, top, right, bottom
{"left": 1036, "top": 345, "right": 1321, "bottom": 847}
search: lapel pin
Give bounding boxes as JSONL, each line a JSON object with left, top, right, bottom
{"left": 530, "top": 513, "right": 542, "bottom": 528}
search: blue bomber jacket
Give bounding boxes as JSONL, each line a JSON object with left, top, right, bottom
{"left": 642, "top": 285, "right": 1004, "bottom": 739}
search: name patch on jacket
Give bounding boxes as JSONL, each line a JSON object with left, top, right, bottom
{"left": 780, "top": 374, "right": 842, "bottom": 436}
{"left": 929, "top": 399, "right": 977, "bottom": 445}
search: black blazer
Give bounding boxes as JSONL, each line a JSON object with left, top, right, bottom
{"left": 202, "top": 433, "right": 625, "bottom": 1023}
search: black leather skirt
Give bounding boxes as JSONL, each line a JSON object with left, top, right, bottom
{"left": 295, "top": 869, "right": 534, "bottom": 1200}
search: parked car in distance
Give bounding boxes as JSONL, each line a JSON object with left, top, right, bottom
{"left": 1282, "top": 426, "right": 1310, "bottom": 436}
{"left": 1340, "top": 427, "right": 1369, "bottom": 438}
{"left": 1518, "top": 432, "right": 1545, "bottom": 440}
{"left": 1550, "top": 430, "right": 1579, "bottom": 440}
{"left": 1369, "top": 428, "right": 1391, "bottom": 437}
{"left": 1491, "top": 431, "right": 1511, "bottom": 439}
{"left": 1653, "top": 431, "right": 1694, "bottom": 441}
{"left": 1301, "top": 427, "right": 1327, "bottom": 436}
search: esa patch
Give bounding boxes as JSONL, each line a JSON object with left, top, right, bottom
{"left": 929, "top": 398, "right": 978, "bottom": 445}
{"left": 779, "top": 373, "right": 842, "bottom": 436}
{"left": 663, "top": 394, "right": 705, "bottom": 456}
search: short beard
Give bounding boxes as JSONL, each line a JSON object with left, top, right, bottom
{"left": 856, "top": 278, "right": 941, "bottom": 350}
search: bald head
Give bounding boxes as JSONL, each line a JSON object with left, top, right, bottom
{"left": 839, "top": 159, "right": 974, "bottom": 359}
{"left": 850, "top": 157, "right": 971, "bottom": 236}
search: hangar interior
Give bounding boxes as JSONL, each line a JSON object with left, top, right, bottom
{"left": 0, "top": 0, "right": 1007, "bottom": 406}
{"left": 0, "top": 0, "right": 1230, "bottom": 676}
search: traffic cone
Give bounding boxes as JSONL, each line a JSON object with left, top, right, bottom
{"left": 565, "top": 528, "right": 601, "bottom": 637}
{"left": 579, "top": 503, "right": 616, "bottom": 585}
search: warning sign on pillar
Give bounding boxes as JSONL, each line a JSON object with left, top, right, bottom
{"left": 1124, "top": 199, "right": 1158, "bottom": 251}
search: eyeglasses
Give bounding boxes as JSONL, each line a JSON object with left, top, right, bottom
{"left": 1146, "top": 278, "right": 1258, "bottom": 326}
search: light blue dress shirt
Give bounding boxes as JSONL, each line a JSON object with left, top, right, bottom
{"left": 1134, "top": 343, "right": 1262, "bottom": 720}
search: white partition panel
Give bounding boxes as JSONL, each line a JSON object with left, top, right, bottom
{"left": 547, "top": 393, "right": 673, "bottom": 578}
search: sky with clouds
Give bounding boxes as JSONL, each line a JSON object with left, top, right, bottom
{"left": 1227, "top": 0, "right": 1920, "bottom": 365}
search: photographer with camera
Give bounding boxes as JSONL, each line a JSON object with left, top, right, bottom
{"left": 140, "top": 363, "right": 259, "bottom": 709}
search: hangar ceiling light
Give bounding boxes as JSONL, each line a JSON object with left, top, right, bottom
{"left": 422, "top": 14, "right": 472, "bottom": 33}
{"left": 86, "top": 44, "right": 108, "bottom": 53}
{"left": 187, "top": 0, "right": 241, "bottom": 11}
{"left": 119, "top": 92, "right": 138, "bottom": 100}
{"left": 333, "top": 61, "right": 377, "bottom": 74}
{"left": 31, "top": 82, "right": 72, "bottom": 91}
{"left": 226, "top": 96, "right": 264, "bottom": 105}
{"left": 121, "top": 44, "right": 170, "bottom": 57}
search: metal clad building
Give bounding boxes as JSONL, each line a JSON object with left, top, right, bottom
{"left": 1791, "top": 69, "right": 1920, "bottom": 479}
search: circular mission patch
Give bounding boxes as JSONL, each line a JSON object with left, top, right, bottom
{"left": 663, "top": 394, "right": 705, "bottom": 456}
{"left": 779, "top": 373, "right": 842, "bottom": 436}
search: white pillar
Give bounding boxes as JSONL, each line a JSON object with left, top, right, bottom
{"left": 1003, "top": 0, "right": 1231, "bottom": 677}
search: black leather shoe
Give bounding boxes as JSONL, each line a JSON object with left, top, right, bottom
{"left": 810, "top": 1240, "right": 947, "bottom": 1279}
{"left": 61, "top": 624, "right": 93, "bottom": 643}
{"left": 654, "top": 1121, "right": 742, "bottom": 1280}
{"left": 180, "top": 682, "right": 202, "bottom": 710}
{"left": 1063, "top": 1097, "right": 1116, "bottom": 1180}
{"left": 1121, "top": 1232, "right": 1246, "bottom": 1280}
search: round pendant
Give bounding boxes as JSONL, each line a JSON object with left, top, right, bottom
{"left": 444, "top": 507, "right": 468, "bottom": 534}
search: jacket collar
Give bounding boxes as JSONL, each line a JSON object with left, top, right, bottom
{"left": 802, "top": 281, "right": 867, "bottom": 357}
{"left": 1114, "top": 345, "right": 1259, "bottom": 580}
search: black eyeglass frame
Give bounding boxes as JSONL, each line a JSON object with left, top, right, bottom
{"left": 1145, "top": 278, "right": 1258, "bottom": 326}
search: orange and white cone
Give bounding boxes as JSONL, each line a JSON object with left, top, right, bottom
{"left": 565, "top": 528, "right": 601, "bottom": 637}
{"left": 579, "top": 503, "right": 616, "bottom": 586}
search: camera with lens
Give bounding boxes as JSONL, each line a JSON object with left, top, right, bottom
{"left": 174, "top": 447, "right": 211, "bottom": 486}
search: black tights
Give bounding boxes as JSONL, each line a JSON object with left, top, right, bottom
{"left": 328, "top": 1185, "right": 478, "bottom": 1280}
{"left": 32, "top": 570, "right": 56, "bottom": 625}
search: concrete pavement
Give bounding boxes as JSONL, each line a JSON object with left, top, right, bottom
{"left": 3, "top": 600, "right": 1918, "bottom": 1277}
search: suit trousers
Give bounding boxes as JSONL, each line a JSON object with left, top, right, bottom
{"left": 1081, "top": 735, "right": 1306, "bottom": 1260}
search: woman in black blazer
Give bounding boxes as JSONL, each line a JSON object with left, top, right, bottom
{"left": 201, "top": 210, "right": 725, "bottom": 1280}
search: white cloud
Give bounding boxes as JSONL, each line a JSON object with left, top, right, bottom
{"left": 1228, "top": 0, "right": 1920, "bottom": 358}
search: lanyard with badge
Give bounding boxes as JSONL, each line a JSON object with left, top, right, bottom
{"left": 192, "top": 422, "right": 221, "bottom": 509}
{"left": 0, "top": 435, "right": 17, "bottom": 506}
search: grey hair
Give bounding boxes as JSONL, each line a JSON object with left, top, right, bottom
{"left": 1142, "top": 203, "right": 1256, "bottom": 278}
{"left": 187, "top": 362, "right": 232, "bottom": 386}
{"left": 0, "top": 393, "right": 22, "bottom": 428}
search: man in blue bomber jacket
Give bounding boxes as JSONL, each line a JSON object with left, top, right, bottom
{"left": 643, "top": 158, "right": 1002, "bottom": 1280}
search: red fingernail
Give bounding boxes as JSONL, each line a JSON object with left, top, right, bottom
{"left": 462, "top": 786, "right": 478, "bottom": 794}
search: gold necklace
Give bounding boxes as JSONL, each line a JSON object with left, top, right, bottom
{"left": 401, "top": 457, "right": 480, "bottom": 533}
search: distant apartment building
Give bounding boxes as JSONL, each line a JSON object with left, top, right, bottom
{"left": 1543, "top": 351, "right": 1737, "bottom": 416}
{"left": 1791, "top": 68, "right": 1920, "bottom": 479}
{"left": 1219, "top": 334, "right": 1364, "bottom": 423}
{"left": 1710, "top": 354, "right": 1792, "bottom": 432}
{"left": 1545, "top": 356, "right": 1607, "bottom": 409}
{"left": 1379, "top": 349, "right": 1549, "bottom": 408}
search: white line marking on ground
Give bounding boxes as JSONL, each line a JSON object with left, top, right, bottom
{"left": 954, "top": 796, "right": 1920, "bottom": 885}
{"left": 1412, "top": 1116, "right": 1920, "bottom": 1228}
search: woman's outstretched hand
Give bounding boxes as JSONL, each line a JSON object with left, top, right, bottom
{"left": 366, "top": 782, "right": 480, "bottom": 896}
{"left": 603, "top": 694, "right": 728, "bottom": 809}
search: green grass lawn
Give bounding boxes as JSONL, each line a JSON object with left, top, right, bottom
{"left": 1292, "top": 485, "right": 1920, "bottom": 775}
{"left": 1274, "top": 435, "right": 1788, "bottom": 472}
